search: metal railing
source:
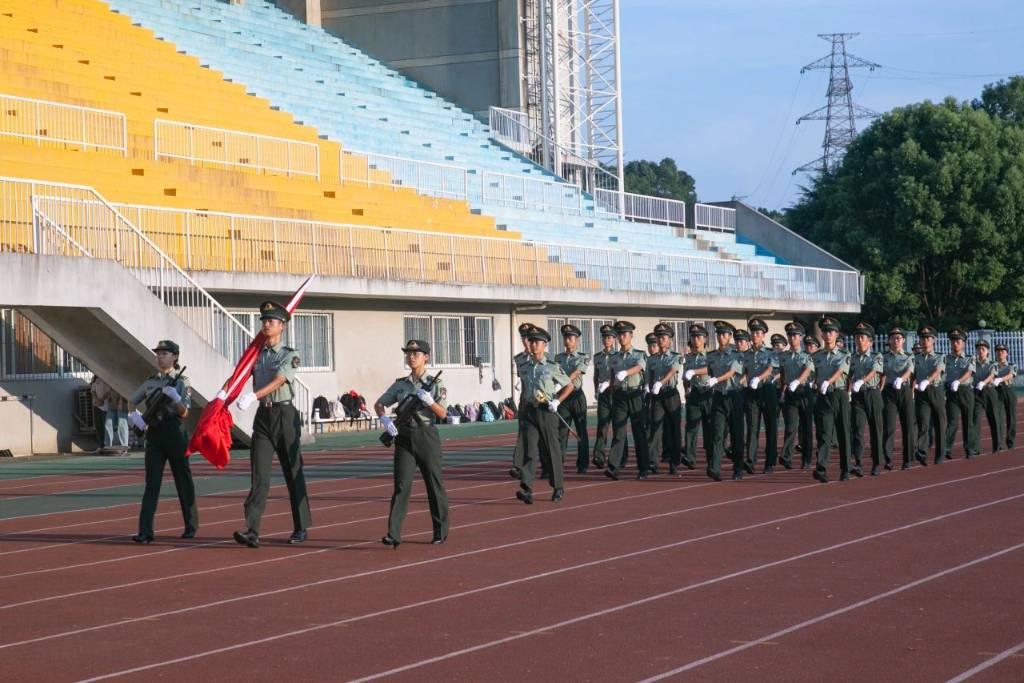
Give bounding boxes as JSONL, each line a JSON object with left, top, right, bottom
{"left": 0, "top": 93, "right": 127, "bottom": 156}
{"left": 481, "top": 172, "right": 584, "bottom": 215}
{"left": 153, "top": 119, "right": 320, "bottom": 179}
{"left": 694, "top": 203, "right": 737, "bottom": 232}
{"left": 594, "top": 189, "right": 686, "bottom": 227}
{"left": 340, "top": 149, "right": 469, "bottom": 201}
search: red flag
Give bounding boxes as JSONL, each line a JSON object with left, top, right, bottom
{"left": 186, "top": 275, "right": 316, "bottom": 469}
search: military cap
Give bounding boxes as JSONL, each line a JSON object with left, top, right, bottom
{"left": 748, "top": 318, "right": 769, "bottom": 333}
{"left": 917, "top": 325, "right": 938, "bottom": 338}
{"left": 526, "top": 327, "right": 552, "bottom": 343}
{"left": 975, "top": 338, "right": 990, "bottom": 349}
{"left": 734, "top": 329, "right": 751, "bottom": 342}
{"left": 645, "top": 332, "right": 659, "bottom": 345}
{"left": 653, "top": 322, "right": 675, "bottom": 338}
{"left": 614, "top": 320, "right": 636, "bottom": 334}
{"left": 819, "top": 316, "right": 841, "bottom": 333}
{"left": 852, "top": 321, "right": 875, "bottom": 337}
{"left": 401, "top": 339, "right": 431, "bottom": 354}
{"left": 518, "top": 322, "right": 535, "bottom": 338}
{"left": 599, "top": 323, "right": 616, "bottom": 338}
{"left": 771, "top": 333, "right": 787, "bottom": 345}
{"left": 948, "top": 327, "right": 967, "bottom": 341}
{"left": 805, "top": 336, "right": 821, "bottom": 349}
{"left": 560, "top": 323, "right": 582, "bottom": 338}
{"left": 911, "top": 343, "right": 923, "bottom": 353}
{"left": 785, "top": 321, "right": 806, "bottom": 336}
{"left": 887, "top": 326, "right": 905, "bottom": 337}
{"left": 995, "top": 343, "right": 1008, "bottom": 352}
{"left": 152, "top": 339, "right": 179, "bottom": 355}
{"left": 259, "top": 300, "right": 291, "bottom": 323}
{"left": 688, "top": 323, "right": 708, "bottom": 338}
{"left": 713, "top": 320, "right": 735, "bottom": 335}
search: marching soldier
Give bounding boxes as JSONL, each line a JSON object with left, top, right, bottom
{"left": 643, "top": 331, "right": 661, "bottom": 471}
{"left": 516, "top": 327, "right": 573, "bottom": 503}
{"left": 972, "top": 339, "right": 1003, "bottom": 454}
{"left": 849, "top": 322, "right": 885, "bottom": 475}
{"left": 233, "top": 301, "right": 312, "bottom": 548}
{"left": 555, "top": 323, "right": 591, "bottom": 473}
{"left": 944, "top": 327, "right": 979, "bottom": 460}
{"left": 375, "top": 340, "right": 450, "bottom": 548}
{"left": 745, "top": 318, "right": 780, "bottom": 473}
{"left": 780, "top": 322, "right": 814, "bottom": 470}
{"left": 128, "top": 340, "right": 198, "bottom": 543}
{"left": 647, "top": 323, "right": 683, "bottom": 474}
{"left": 591, "top": 324, "right": 618, "bottom": 468}
{"left": 509, "top": 322, "right": 536, "bottom": 479}
{"left": 804, "top": 334, "right": 821, "bottom": 458}
{"left": 811, "top": 317, "right": 855, "bottom": 482}
{"left": 994, "top": 343, "right": 1017, "bottom": 450}
{"left": 682, "top": 323, "right": 712, "bottom": 472}
{"left": 707, "top": 321, "right": 744, "bottom": 481}
{"left": 913, "top": 326, "right": 945, "bottom": 466}
{"left": 771, "top": 333, "right": 788, "bottom": 353}
{"left": 732, "top": 329, "right": 752, "bottom": 471}
{"left": 881, "top": 327, "right": 917, "bottom": 470}
{"left": 605, "top": 320, "right": 651, "bottom": 480}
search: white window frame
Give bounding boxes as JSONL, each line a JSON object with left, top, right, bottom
{"left": 230, "top": 310, "right": 334, "bottom": 372}
{"left": 402, "top": 314, "right": 495, "bottom": 368}
{"left": 547, "top": 317, "right": 613, "bottom": 357}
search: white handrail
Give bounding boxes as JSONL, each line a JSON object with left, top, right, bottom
{"left": 694, "top": 203, "right": 737, "bottom": 232}
{"left": 594, "top": 189, "right": 686, "bottom": 227}
{"left": 341, "top": 149, "right": 469, "bottom": 201}
{"left": 0, "top": 93, "right": 127, "bottom": 157}
{"left": 481, "top": 171, "right": 583, "bottom": 215}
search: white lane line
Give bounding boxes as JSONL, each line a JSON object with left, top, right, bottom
{"left": 946, "top": 640, "right": 1024, "bottom": 683}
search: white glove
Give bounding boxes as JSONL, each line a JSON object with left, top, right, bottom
{"left": 916, "top": 380, "right": 929, "bottom": 392}
{"left": 641, "top": 383, "right": 649, "bottom": 395}
{"left": 684, "top": 369, "right": 696, "bottom": 381}
{"left": 216, "top": 389, "right": 228, "bottom": 401}
{"left": 236, "top": 391, "right": 258, "bottom": 410}
{"left": 750, "top": 377, "right": 760, "bottom": 390}
{"left": 379, "top": 415, "right": 398, "bottom": 437}
{"left": 707, "top": 377, "right": 719, "bottom": 388}
{"left": 975, "top": 381, "right": 986, "bottom": 392}
{"left": 993, "top": 377, "right": 1003, "bottom": 386}
{"left": 819, "top": 380, "right": 830, "bottom": 396}
{"left": 950, "top": 380, "right": 960, "bottom": 393}
{"left": 652, "top": 381, "right": 663, "bottom": 395}
{"left": 598, "top": 381, "right": 610, "bottom": 394}
{"left": 162, "top": 386, "right": 182, "bottom": 403}
{"left": 893, "top": 377, "right": 904, "bottom": 391}
{"left": 547, "top": 398, "right": 561, "bottom": 412}
{"left": 852, "top": 380, "right": 864, "bottom": 393}
{"left": 615, "top": 370, "right": 628, "bottom": 382}
{"left": 553, "top": 383, "right": 562, "bottom": 393}
{"left": 128, "top": 410, "right": 146, "bottom": 431}
{"left": 788, "top": 380, "right": 800, "bottom": 393}
{"left": 415, "top": 388, "right": 435, "bottom": 406}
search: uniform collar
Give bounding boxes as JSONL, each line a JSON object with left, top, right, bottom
{"left": 263, "top": 341, "right": 283, "bottom": 353}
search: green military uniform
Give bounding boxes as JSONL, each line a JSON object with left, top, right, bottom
{"left": 743, "top": 319, "right": 780, "bottom": 472}
{"left": 849, "top": 323, "right": 885, "bottom": 473}
{"left": 913, "top": 326, "right": 947, "bottom": 465}
{"left": 707, "top": 322, "right": 745, "bottom": 480}
{"left": 510, "top": 323, "right": 536, "bottom": 478}
{"left": 130, "top": 340, "right": 197, "bottom": 541}
{"left": 943, "top": 328, "right": 978, "bottom": 459}
{"left": 377, "top": 341, "right": 449, "bottom": 544}
{"left": 647, "top": 323, "right": 683, "bottom": 473}
{"left": 683, "top": 324, "right": 712, "bottom": 471}
{"left": 780, "top": 322, "right": 815, "bottom": 470}
{"left": 881, "top": 328, "right": 917, "bottom": 470}
{"left": 812, "top": 318, "right": 854, "bottom": 481}
{"left": 972, "top": 341, "right": 1003, "bottom": 454}
{"left": 591, "top": 325, "right": 618, "bottom": 468}
{"left": 518, "top": 328, "right": 571, "bottom": 499}
{"left": 555, "top": 324, "right": 591, "bottom": 473}
{"left": 607, "top": 320, "right": 651, "bottom": 479}
{"left": 993, "top": 347, "right": 1017, "bottom": 449}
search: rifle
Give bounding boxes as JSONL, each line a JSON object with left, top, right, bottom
{"left": 133, "top": 366, "right": 188, "bottom": 436}
{"left": 380, "top": 370, "right": 443, "bottom": 447}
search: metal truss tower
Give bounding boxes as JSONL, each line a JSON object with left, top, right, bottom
{"left": 794, "top": 33, "right": 880, "bottom": 176}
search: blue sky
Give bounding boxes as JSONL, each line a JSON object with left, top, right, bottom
{"left": 620, "top": 0, "right": 1024, "bottom": 210}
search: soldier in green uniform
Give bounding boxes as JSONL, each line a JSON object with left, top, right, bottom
{"left": 771, "top": 334, "right": 787, "bottom": 353}
{"left": 375, "top": 340, "right": 450, "bottom": 548}
{"left": 972, "top": 339, "right": 1003, "bottom": 454}
{"left": 812, "top": 317, "right": 855, "bottom": 482}
{"left": 913, "top": 326, "right": 946, "bottom": 464}
{"left": 647, "top": 323, "right": 683, "bottom": 474}
{"left": 944, "top": 328, "right": 979, "bottom": 460}
{"left": 516, "top": 327, "right": 573, "bottom": 503}
{"left": 591, "top": 324, "right": 617, "bottom": 468}
{"left": 127, "top": 340, "right": 197, "bottom": 543}
{"left": 994, "top": 343, "right": 1017, "bottom": 449}
{"left": 706, "top": 321, "right": 745, "bottom": 481}
{"left": 509, "top": 322, "right": 536, "bottom": 479}
{"left": 780, "top": 322, "right": 814, "bottom": 470}
{"left": 555, "top": 323, "right": 591, "bottom": 473}
{"left": 643, "top": 332, "right": 661, "bottom": 471}
{"left": 881, "top": 327, "right": 917, "bottom": 470}
{"left": 744, "top": 319, "right": 781, "bottom": 473}
{"left": 233, "top": 301, "right": 312, "bottom": 548}
{"left": 731, "top": 329, "right": 752, "bottom": 471}
{"left": 682, "top": 323, "right": 712, "bottom": 472}
{"left": 605, "top": 320, "right": 651, "bottom": 480}
{"left": 803, "top": 334, "right": 821, "bottom": 463}
{"left": 849, "top": 322, "right": 885, "bottom": 475}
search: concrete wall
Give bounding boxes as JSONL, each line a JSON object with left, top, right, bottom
{"left": 0, "top": 379, "right": 93, "bottom": 455}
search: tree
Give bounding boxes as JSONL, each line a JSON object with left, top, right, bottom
{"left": 974, "top": 76, "right": 1024, "bottom": 125}
{"left": 623, "top": 158, "right": 697, "bottom": 204}
{"left": 785, "top": 96, "right": 1024, "bottom": 330}
{"left": 756, "top": 206, "right": 786, "bottom": 224}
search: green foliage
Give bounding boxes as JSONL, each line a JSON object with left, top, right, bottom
{"left": 974, "top": 76, "right": 1024, "bottom": 125}
{"left": 623, "top": 158, "right": 698, "bottom": 204}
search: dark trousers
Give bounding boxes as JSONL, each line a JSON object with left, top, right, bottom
{"left": 745, "top": 384, "right": 779, "bottom": 469}
{"left": 974, "top": 386, "right": 1005, "bottom": 453}
{"left": 851, "top": 387, "right": 884, "bottom": 468}
{"left": 997, "top": 384, "right": 1017, "bottom": 448}
{"left": 883, "top": 384, "right": 916, "bottom": 467}
{"left": 684, "top": 388, "right": 713, "bottom": 468}
{"left": 244, "top": 404, "right": 312, "bottom": 534}
{"left": 592, "top": 390, "right": 616, "bottom": 467}
{"left": 609, "top": 389, "right": 650, "bottom": 473}
{"left": 782, "top": 387, "right": 814, "bottom": 468}
{"left": 520, "top": 405, "right": 563, "bottom": 492}
{"left": 511, "top": 395, "right": 527, "bottom": 471}
{"left": 945, "top": 385, "right": 978, "bottom": 457}
{"left": 137, "top": 419, "right": 197, "bottom": 537}
{"left": 710, "top": 391, "right": 744, "bottom": 475}
{"left": 648, "top": 389, "right": 682, "bottom": 467}
{"left": 815, "top": 389, "right": 851, "bottom": 476}
{"left": 557, "top": 390, "right": 590, "bottom": 471}
{"left": 387, "top": 426, "right": 448, "bottom": 542}
{"left": 915, "top": 385, "right": 946, "bottom": 463}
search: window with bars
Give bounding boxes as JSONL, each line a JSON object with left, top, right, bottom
{"left": 547, "top": 317, "right": 614, "bottom": 356}
{"left": 0, "top": 309, "right": 91, "bottom": 380}
{"left": 230, "top": 311, "right": 334, "bottom": 371}
{"left": 403, "top": 315, "right": 495, "bottom": 367}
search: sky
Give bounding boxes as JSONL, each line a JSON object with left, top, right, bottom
{"left": 619, "top": 0, "right": 1024, "bottom": 210}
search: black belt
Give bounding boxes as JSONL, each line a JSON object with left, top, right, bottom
{"left": 259, "top": 399, "right": 293, "bottom": 408}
